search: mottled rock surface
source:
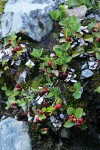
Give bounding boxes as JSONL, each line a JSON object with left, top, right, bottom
{"left": 0, "top": 117, "right": 32, "bottom": 150}
{"left": 66, "top": 5, "right": 87, "bottom": 19}
{"left": 1, "top": 0, "right": 57, "bottom": 41}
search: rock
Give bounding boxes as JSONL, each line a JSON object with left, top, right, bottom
{"left": 60, "top": 128, "right": 70, "bottom": 139}
{"left": 80, "top": 69, "right": 93, "bottom": 79}
{"left": 66, "top": 5, "right": 87, "bottom": 19}
{"left": 81, "top": 62, "right": 88, "bottom": 70}
{"left": 1, "top": 0, "right": 57, "bottom": 41}
{"left": 0, "top": 28, "right": 1, "bottom": 37}
{"left": 0, "top": 117, "right": 32, "bottom": 150}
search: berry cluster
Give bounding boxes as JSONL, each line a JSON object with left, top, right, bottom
{"left": 68, "top": 115, "right": 84, "bottom": 127}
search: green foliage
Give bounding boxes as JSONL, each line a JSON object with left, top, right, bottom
{"left": 54, "top": 43, "right": 72, "bottom": 65}
{"left": 1, "top": 0, "right": 100, "bottom": 135}
{"left": 59, "top": 16, "right": 81, "bottom": 36}
{"left": 69, "top": 82, "right": 83, "bottom": 99}
{"left": 64, "top": 107, "right": 87, "bottom": 129}
{"left": 95, "top": 86, "right": 100, "bottom": 93}
{"left": 75, "top": 108, "right": 83, "bottom": 119}
{"left": 30, "top": 48, "right": 43, "bottom": 58}
{"left": 67, "top": 0, "right": 99, "bottom": 8}
{"left": 50, "top": 4, "right": 66, "bottom": 21}
{"left": 64, "top": 119, "right": 75, "bottom": 128}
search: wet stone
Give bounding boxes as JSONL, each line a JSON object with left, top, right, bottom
{"left": 0, "top": 117, "right": 32, "bottom": 150}
{"left": 80, "top": 69, "right": 94, "bottom": 79}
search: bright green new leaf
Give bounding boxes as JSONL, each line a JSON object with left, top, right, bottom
{"left": 31, "top": 48, "right": 43, "bottom": 58}
{"left": 73, "top": 91, "right": 81, "bottom": 99}
{"left": 67, "top": 107, "right": 75, "bottom": 115}
{"left": 75, "top": 108, "right": 83, "bottom": 119}
{"left": 64, "top": 119, "right": 74, "bottom": 128}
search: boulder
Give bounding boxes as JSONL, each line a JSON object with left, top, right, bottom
{"left": 66, "top": 5, "right": 87, "bottom": 19}
{"left": 0, "top": 117, "right": 32, "bottom": 150}
{"left": 1, "top": 0, "right": 58, "bottom": 41}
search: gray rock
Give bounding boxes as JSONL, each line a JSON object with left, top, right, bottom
{"left": 60, "top": 128, "right": 70, "bottom": 139}
{"left": 1, "top": 0, "right": 57, "bottom": 41}
{"left": 80, "top": 69, "right": 93, "bottom": 79}
{"left": 0, "top": 28, "right": 2, "bottom": 39}
{"left": 0, "top": 117, "right": 32, "bottom": 150}
{"left": 66, "top": 5, "right": 87, "bottom": 19}
{"left": 81, "top": 62, "right": 88, "bottom": 70}
{"left": 86, "top": 13, "right": 100, "bottom": 22}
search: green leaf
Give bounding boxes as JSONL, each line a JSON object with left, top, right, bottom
{"left": 96, "top": 52, "right": 100, "bottom": 60}
{"left": 42, "top": 107, "right": 47, "bottom": 112}
{"left": 67, "top": 107, "right": 75, "bottom": 115}
{"left": 84, "top": 34, "right": 93, "bottom": 42}
{"left": 74, "top": 82, "right": 81, "bottom": 91}
{"left": 47, "top": 106, "right": 55, "bottom": 113}
{"left": 64, "top": 119, "right": 74, "bottom": 128}
{"left": 8, "top": 96, "right": 15, "bottom": 103}
{"left": 56, "top": 58, "right": 63, "bottom": 65}
{"left": 54, "top": 48, "right": 63, "bottom": 57}
{"left": 40, "top": 128, "right": 48, "bottom": 134}
{"left": 1, "top": 85, "right": 7, "bottom": 91}
{"left": 73, "top": 91, "right": 81, "bottom": 99}
{"left": 31, "top": 48, "right": 43, "bottom": 58}
{"left": 39, "top": 114, "right": 46, "bottom": 120}
{"left": 95, "top": 86, "right": 100, "bottom": 93}
{"left": 80, "top": 124, "right": 87, "bottom": 130}
{"left": 75, "top": 108, "right": 83, "bottom": 119}
{"left": 56, "top": 98, "right": 62, "bottom": 104}
{"left": 5, "top": 90, "right": 12, "bottom": 96}
{"left": 13, "top": 88, "right": 19, "bottom": 96}
{"left": 50, "top": 10, "right": 60, "bottom": 21}
{"left": 88, "top": 22, "right": 96, "bottom": 30}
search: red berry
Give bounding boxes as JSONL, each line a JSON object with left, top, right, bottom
{"left": 54, "top": 104, "right": 62, "bottom": 110}
{"left": 16, "top": 45, "right": 22, "bottom": 51}
{"left": 44, "top": 128, "right": 48, "bottom": 131}
{"left": 15, "top": 84, "right": 20, "bottom": 88}
{"left": 43, "top": 101, "right": 48, "bottom": 107}
{"left": 76, "top": 122, "right": 81, "bottom": 127}
{"left": 17, "top": 87, "right": 22, "bottom": 92}
{"left": 39, "top": 91, "right": 44, "bottom": 97}
{"left": 48, "top": 73, "right": 52, "bottom": 78}
{"left": 36, "top": 117, "right": 41, "bottom": 123}
{"left": 96, "top": 38, "right": 100, "bottom": 42}
{"left": 39, "top": 110, "right": 43, "bottom": 115}
{"left": 8, "top": 38, "right": 12, "bottom": 43}
{"left": 43, "top": 87, "right": 49, "bottom": 93}
{"left": 68, "top": 115, "right": 73, "bottom": 119}
{"left": 13, "top": 47, "right": 18, "bottom": 52}
{"left": 66, "top": 36, "right": 71, "bottom": 42}
{"left": 57, "top": 104, "right": 62, "bottom": 109}
{"left": 62, "top": 72, "right": 67, "bottom": 78}
{"left": 54, "top": 105, "right": 58, "bottom": 109}
{"left": 77, "top": 118, "right": 84, "bottom": 124}
{"left": 41, "top": 68, "right": 46, "bottom": 73}
{"left": 48, "top": 61, "right": 52, "bottom": 67}
{"left": 72, "top": 118, "right": 77, "bottom": 123}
